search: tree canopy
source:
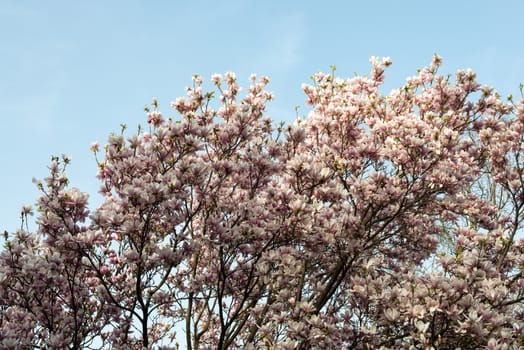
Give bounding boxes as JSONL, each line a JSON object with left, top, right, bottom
{"left": 2, "top": 56, "right": 524, "bottom": 349}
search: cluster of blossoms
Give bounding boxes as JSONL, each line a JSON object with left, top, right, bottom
{"left": 2, "top": 56, "right": 524, "bottom": 349}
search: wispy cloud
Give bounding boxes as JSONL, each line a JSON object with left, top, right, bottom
{"left": 0, "top": 69, "right": 68, "bottom": 137}
{"left": 256, "top": 12, "right": 305, "bottom": 71}
{"left": 18, "top": 92, "right": 59, "bottom": 134}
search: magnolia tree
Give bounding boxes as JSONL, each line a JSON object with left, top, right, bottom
{"left": 2, "top": 56, "right": 524, "bottom": 349}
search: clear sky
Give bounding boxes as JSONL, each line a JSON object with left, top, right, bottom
{"left": 2, "top": 0, "right": 524, "bottom": 235}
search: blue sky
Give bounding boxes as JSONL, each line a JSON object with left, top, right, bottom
{"left": 1, "top": 0, "right": 524, "bottom": 235}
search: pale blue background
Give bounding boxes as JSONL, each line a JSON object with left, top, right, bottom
{"left": 2, "top": 0, "right": 524, "bottom": 235}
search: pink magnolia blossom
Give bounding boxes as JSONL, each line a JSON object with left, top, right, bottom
{"left": 3, "top": 58, "right": 524, "bottom": 349}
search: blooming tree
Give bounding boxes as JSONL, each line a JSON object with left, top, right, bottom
{"left": 2, "top": 56, "right": 524, "bottom": 349}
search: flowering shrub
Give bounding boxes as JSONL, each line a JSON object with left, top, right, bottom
{"left": 2, "top": 57, "right": 524, "bottom": 349}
